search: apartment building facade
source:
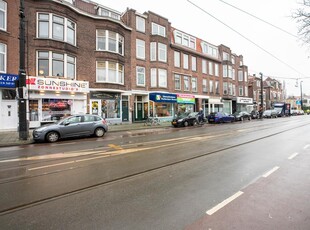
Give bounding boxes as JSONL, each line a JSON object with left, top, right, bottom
{"left": 0, "top": 0, "right": 253, "bottom": 130}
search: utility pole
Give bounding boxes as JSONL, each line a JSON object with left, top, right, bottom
{"left": 18, "top": 0, "right": 28, "bottom": 140}
{"left": 300, "top": 80, "right": 303, "bottom": 111}
{"left": 259, "top": 72, "right": 264, "bottom": 119}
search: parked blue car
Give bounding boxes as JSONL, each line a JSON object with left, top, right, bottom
{"left": 207, "top": 112, "right": 235, "bottom": 123}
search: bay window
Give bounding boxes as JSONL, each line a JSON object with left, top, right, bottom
{"left": 96, "top": 30, "right": 124, "bottom": 55}
{"left": 96, "top": 61, "right": 124, "bottom": 84}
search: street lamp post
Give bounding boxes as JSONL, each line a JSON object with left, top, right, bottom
{"left": 18, "top": 0, "right": 28, "bottom": 140}
{"left": 259, "top": 72, "right": 264, "bottom": 119}
{"left": 300, "top": 80, "right": 303, "bottom": 111}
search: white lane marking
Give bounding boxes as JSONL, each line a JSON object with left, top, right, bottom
{"left": 303, "top": 144, "right": 310, "bottom": 150}
{"left": 28, "top": 161, "right": 75, "bottom": 171}
{"left": 288, "top": 152, "right": 299, "bottom": 160}
{"left": 262, "top": 166, "right": 279, "bottom": 178}
{"left": 206, "top": 191, "right": 244, "bottom": 215}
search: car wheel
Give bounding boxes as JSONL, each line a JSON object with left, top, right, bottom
{"left": 46, "top": 131, "right": 59, "bottom": 143}
{"left": 94, "top": 127, "right": 105, "bottom": 137}
{"left": 248, "top": 116, "right": 251, "bottom": 121}
{"left": 184, "top": 121, "right": 189, "bottom": 127}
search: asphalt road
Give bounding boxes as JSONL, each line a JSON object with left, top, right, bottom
{"left": 0, "top": 116, "right": 309, "bottom": 229}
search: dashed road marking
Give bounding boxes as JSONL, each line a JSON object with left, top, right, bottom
{"left": 262, "top": 166, "right": 279, "bottom": 178}
{"left": 303, "top": 144, "right": 310, "bottom": 150}
{"left": 288, "top": 152, "right": 299, "bottom": 160}
{"left": 206, "top": 191, "right": 244, "bottom": 215}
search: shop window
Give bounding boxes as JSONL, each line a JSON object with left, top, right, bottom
{"left": 29, "top": 100, "right": 39, "bottom": 121}
{"left": 42, "top": 99, "right": 71, "bottom": 121}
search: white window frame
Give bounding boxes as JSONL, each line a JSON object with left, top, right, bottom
{"left": 239, "top": 86, "right": 243, "bottom": 96}
{"left": 208, "top": 62, "right": 213, "bottom": 75}
{"left": 210, "top": 80, "right": 214, "bottom": 93}
{"left": 238, "top": 70, "right": 243, "bottom": 81}
{"left": 136, "top": 16, "right": 145, "bottom": 33}
{"left": 0, "top": 43, "right": 6, "bottom": 73}
{"left": 192, "top": 77, "right": 197, "bottom": 92}
{"left": 202, "top": 60, "right": 207, "bottom": 74}
{"left": 174, "top": 30, "right": 196, "bottom": 49}
{"left": 96, "top": 30, "right": 124, "bottom": 55}
{"left": 174, "top": 74, "right": 181, "bottom": 90}
{"left": 37, "top": 12, "right": 76, "bottom": 46}
{"left": 184, "top": 76, "right": 190, "bottom": 91}
{"left": 150, "top": 42, "right": 157, "bottom": 61}
{"left": 136, "top": 66, "right": 145, "bottom": 86}
{"left": 151, "top": 68, "right": 157, "bottom": 87}
{"left": 0, "top": 0, "right": 7, "bottom": 31}
{"left": 215, "top": 63, "right": 219, "bottom": 76}
{"left": 37, "top": 51, "right": 76, "bottom": 79}
{"left": 183, "top": 54, "right": 189, "bottom": 69}
{"left": 151, "top": 22, "right": 166, "bottom": 37}
{"left": 191, "top": 56, "right": 197, "bottom": 71}
{"left": 158, "top": 69, "right": 167, "bottom": 88}
{"left": 174, "top": 51, "right": 180, "bottom": 68}
{"left": 158, "top": 43, "right": 167, "bottom": 62}
{"left": 202, "top": 79, "right": 208, "bottom": 93}
{"left": 136, "top": 39, "right": 145, "bottom": 60}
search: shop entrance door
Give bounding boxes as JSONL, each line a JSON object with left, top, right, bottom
{"left": 122, "top": 101, "right": 129, "bottom": 121}
{"left": 0, "top": 101, "right": 17, "bottom": 130}
{"left": 136, "top": 103, "right": 143, "bottom": 121}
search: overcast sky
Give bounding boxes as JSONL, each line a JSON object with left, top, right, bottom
{"left": 97, "top": 0, "right": 310, "bottom": 97}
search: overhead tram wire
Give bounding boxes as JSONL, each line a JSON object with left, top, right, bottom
{"left": 186, "top": 0, "right": 309, "bottom": 79}
{"left": 218, "top": 0, "right": 301, "bottom": 41}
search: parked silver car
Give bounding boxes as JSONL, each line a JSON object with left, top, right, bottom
{"left": 33, "top": 114, "right": 108, "bottom": 143}
{"left": 262, "top": 110, "right": 278, "bottom": 118}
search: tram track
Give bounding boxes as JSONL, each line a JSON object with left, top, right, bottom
{"left": 0, "top": 118, "right": 309, "bottom": 215}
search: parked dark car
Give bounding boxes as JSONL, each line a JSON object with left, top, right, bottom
{"left": 262, "top": 109, "right": 278, "bottom": 118}
{"left": 171, "top": 112, "right": 199, "bottom": 127}
{"left": 250, "top": 110, "right": 260, "bottom": 119}
{"left": 33, "top": 114, "right": 108, "bottom": 143}
{"left": 207, "top": 112, "right": 235, "bottom": 123}
{"left": 233, "top": 111, "right": 252, "bottom": 121}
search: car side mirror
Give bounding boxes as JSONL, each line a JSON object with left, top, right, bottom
{"left": 63, "top": 120, "right": 70, "bottom": 126}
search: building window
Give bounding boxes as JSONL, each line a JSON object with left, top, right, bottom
{"left": 239, "top": 86, "right": 243, "bottom": 96}
{"left": 136, "top": 39, "right": 145, "bottom": 60}
{"left": 174, "top": 51, "right": 180, "bottom": 67}
{"left": 150, "top": 42, "right": 156, "bottom": 61}
{"left": 202, "top": 60, "right": 207, "bottom": 74}
{"left": 209, "top": 62, "right": 213, "bottom": 75}
{"left": 174, "top": 74, "right": 181, "bottom": 90}
{"left": 232, "top": 69, "right": 235, "bottom": 80}
{"left": 228, "top": 83, "right": 233, "bottom": 95}
{"left": 245, "top": 86, "right": 248, "bottom": 96}
{"left": 201, "top": 42, "right": 218, "bottom": 58}
{"left": 238, "top": 70, "right": 243, "bottom": 81}
{"left": 223, "top": 82, "right": 228, "bottom": 95}
{"left": 210, "top": 80, "right": 214, "bottom": 93}
{"left": 174, "top": 30, "right": 196, "bottom": 49}
{"left": 202, "top": 79, "right": 208, "bottom": 92}
{"left": 136, "top": 66, "right": 145, "bottom": 86}
{"left": 215, "top": 81, "right": 219, "bottom": 94}
{"left": 184, "top": 76, "right": 190, "bottom": 91}
{"left": 192, "top": 77, "right": 197, "bottom": 92}
{"left": 37, "top": 13, "right": 76, "bottom": 46}
{"left": 244, "top": 72, "right": 248, "bottom": 82}
{"left": 191, "top": 56, "right": 197, "bottom": 71}
{"left": 158, "top": 43, "right": 167, "bottom": 62}
{"left": 215, "top": 63, "right": 219, "bottom": 77}
{"left": 158, "top": 69, "right": 167, "bottom": 88}
{"left": 223, "top": 65, "right": 228, "bottom": 78}
{"left": 96, "top": 30, "right": 124, "bottom": 55}
{"left": 151, "top": 68, "right": 157, "bottom": 87}
{"left": 223, "top": 52, "right": 229, "bottom": 61}
{"left": 96, "top": 61, "right": 124, "bottom": 84}
{"left": 151, "top": 22, "right": 166, "bottom": 37}
{"left": 183, "top": 54, "right": 189, "bottom": 69}
{"left": 0, "top": 0, "right": 7, "bottom": 31}
{"left": 136, "top": 16, "right": 145, "bottom": 33}
{"left": 0, "top": 43, "right": 6, "bottom": 73}
{"left": 256, "top": 80, "right": 260, "bottom": 87}
{"left": 37, "top": 51, "right": 76, "bottom": 79}
{"left": 98, "top": 7, "right": 121, "bottom": 20}
{"left": 228, "top": 66, "right": 233, "bottom": 78}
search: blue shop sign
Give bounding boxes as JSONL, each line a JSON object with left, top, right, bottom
{"left": 149, "top": 92, "right": 177, "bottom": 103}
{"left": 0, "top": 74, "right": 19, "bottom": 88}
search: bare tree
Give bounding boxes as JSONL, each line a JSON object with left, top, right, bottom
{"left": 293, "top": 0, "right": 310, "bottom": 45}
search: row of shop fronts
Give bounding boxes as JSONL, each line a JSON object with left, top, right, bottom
{"left": 0, "top": 74, "right": 253, "bottom": 130}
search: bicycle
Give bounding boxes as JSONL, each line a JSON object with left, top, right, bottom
{"left": 144, "top": 116, "right": 160, "bottom": 126}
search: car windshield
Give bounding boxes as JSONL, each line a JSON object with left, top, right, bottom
{"left": 176, "top": 112, "right": 190, "bottom": 119}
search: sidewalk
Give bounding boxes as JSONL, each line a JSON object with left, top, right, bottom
{"left": 0, "top": 121, "right": 173, "bottom": 147}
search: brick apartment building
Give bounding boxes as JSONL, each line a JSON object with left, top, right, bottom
{"left": 0, "top": 0, "right": 254, "bottom": 130}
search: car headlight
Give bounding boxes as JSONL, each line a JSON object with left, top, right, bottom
{"left": 35, "top": 126, "right": 48, "bottom": 132}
